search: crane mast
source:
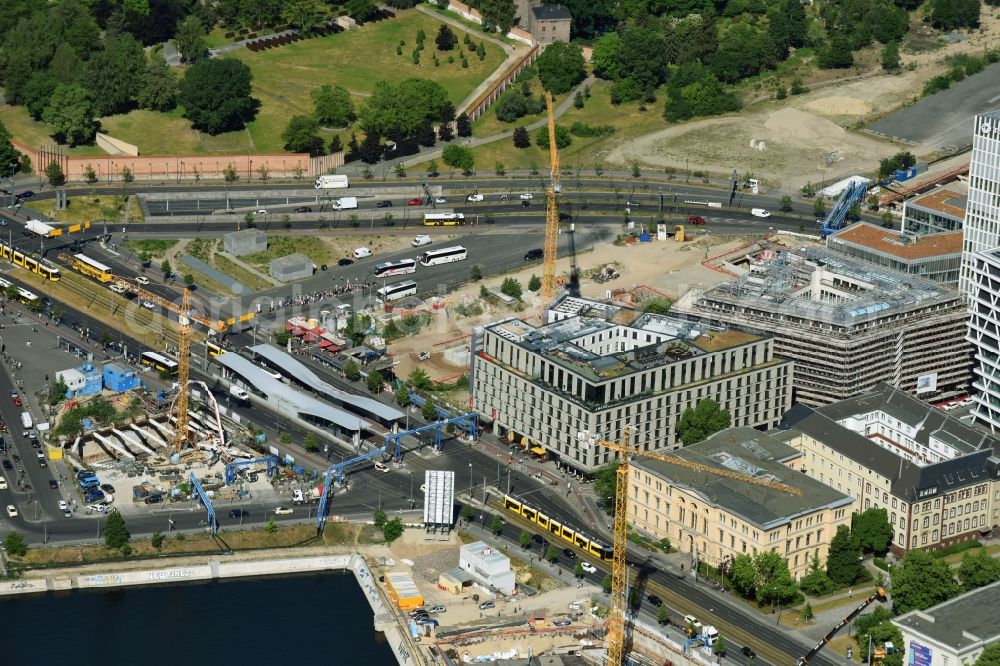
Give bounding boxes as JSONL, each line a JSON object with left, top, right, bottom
{"left": 172, "top": 288, "right": 192, "bottom": 451}
{"left": 541, "top": 91, "right": 560, "bottom": 302}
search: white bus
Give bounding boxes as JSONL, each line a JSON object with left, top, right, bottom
{"left": 315, "top": 174, "right": 349, "bottom": 189}
{"left": 376, "top": 280, "right": 418, "bottom": 302}
{"left": 418, "top": 246, "right": 467, "bottom": 266}
{"left": 140, "top": 351, "right": 179, "bottom": 375}
{"left": 372, "top": 258, "right": 417, "bottom": 278}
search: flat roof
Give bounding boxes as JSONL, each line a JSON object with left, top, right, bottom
{"left": 461, "top": 540, "right": 511, "bottom": 565}
{"left": 531, "top": 5, "right": 571, "bottom": 20}
{"left": 249, "top": 344, "right": 402, "bottom": 421}
{"left": 907, "top": 187, "right": 967, "bottom": 219}
{"left": 829, "top": 223, "right": 963, "bottom": 261}
{"left": 632, "top": 427, "right": 853, "bottom": 530}
{"left": 215, "top": 352, "right": 366, "bottom": 431}
{"left": 893, "top": 580, "right": 1000, "bottom": 652}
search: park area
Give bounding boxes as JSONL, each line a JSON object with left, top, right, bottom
{"left": 0, "top": 9, "right": 505, "bottom": 156}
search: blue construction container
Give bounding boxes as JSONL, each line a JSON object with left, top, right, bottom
{"left": 103, "top": 362, "right": 142, "bottom": 393}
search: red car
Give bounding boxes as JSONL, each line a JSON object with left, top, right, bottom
{"left": 688, "top": 215, "right": 706, "bottom": 225}
{"left": 407, "top": 198, "right": 422, "bottom": 206}
{"left": 12, "top": 396, "right": 21, "bottom": 407}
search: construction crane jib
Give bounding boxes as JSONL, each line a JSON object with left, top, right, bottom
{"left": 172, "top": 289, "right": 192, "bottom": 452}
{"left": 581, "top": 428, "right": 803, "bottom": 666}
{"left": 540, "top": 91, "right": 560, "bottom": 303}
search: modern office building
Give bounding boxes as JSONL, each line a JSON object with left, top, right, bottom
{"left": 779, "top": 384, "right": 1000, "bottom": 554}
{"left": 628, "top": 427, "right": 854, "bottom": 580}
{"left": 901, "top": 184, "right": 967, "bottom": 236}
{"left": 827, "top": 222, "right": 962, "bottom": 287}
{"left": 893, "top": 580, "right": 1000, "bottom": 666}
{"left": 960, "top": 111, "right": 1000, "bottom": 297}
{"left": 472, "top": 296, "right": 793, "bottom": 473}
{"left": 674, "top": 247, "right": 973, "bottom": 406}
{"left": 966, "top": 247, "right": 1000, "bottom": 432}
{"left": 459, "top": 541, "right": 516, "bottom": 595}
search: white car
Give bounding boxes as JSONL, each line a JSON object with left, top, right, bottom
{"left": 581, "top": 561, "right": 597, "bottom": 574}
{"left": 291, "top": 489, "right": 304, "bottom": 504}
{"left": 519, "top": 193, "right": 534, "bottom": 200}
{"left": 134, "top": 276, "right": 150, "bottom": 285}
{"left": 353, "top": 247, "right": 372, "bottom": 259}
{"left": 751, "top": 208, "right": 771, "bottom": 218}
{"left": 5, "top": 504, "right": 17, "bottom": 518}
{"left": 374, "top": 461, "right": 390, "bottom": 473}
{"left": 959, "top": 397, "right": 975, "bottom": 407}
{"left": 87, "top": 502, "right": 108, "bottom": 513}
{"left": 274, "top": 506, "right": 294, "bottom": 515}
{"left": 0, "top": 476, "right": 6, "bottom": 490}
{"left": 58, "top": 500, "right": 69, "bottom": 511}
{"left": 255, "top": 209, "right": 268, "bottom": 215}
{"left": 434, "top": 197, "right": 447, "bottom": 204}
{"left": 466, "top": 194, "right": 484, "bottom": 202}
{"left": 142, "top": 301, "right": 156, "bottom": 310}
{"left": 412, "top": 235, "right": 432, "bottom": 247}
{"left": 942, "top": 402, "right": 960, "bottom": 411}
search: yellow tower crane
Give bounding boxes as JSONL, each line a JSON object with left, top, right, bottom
{"left": 585, "top": 429, "right": 803, "bottom": 666}
{"left": 540, "top": 91, "right": 560, "bottom": 302}
{"left": 172, "top": 288, "right": 193, "bottom": 451}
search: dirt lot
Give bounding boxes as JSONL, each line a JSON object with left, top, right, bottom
{"left": 387, "top": 233, "right": 745, "bottom": 382}
{"left": 607, "top": 7, "right": 1000, "bottom": 190}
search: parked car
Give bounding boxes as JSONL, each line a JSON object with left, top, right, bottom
{"left": 2, "top": 460, "right": 12, "bottom": 471}
{"left": 524, "top": 248, "right": 544, "bottom": 261}
{"left": 144, "top": 494, "right": 163, "bottom": 504}
{"left": 293, "top": 206, "right": 312, "bottom": 213}
{"left": 57, "top": 500, "right": 68, "bottom": 511}
{"left": 416, "top": 618, "right": 439, "bottom": 627}
{"left": 478, "top": 600, "right": 495, "bottom": 610}
{"left": 581, "top": 562, "right": 597, "bottom": 574}
{"left": 647, "top": 594, "right": 663, "bottom": 607}
{"left": 86, "top": 502, "right": 108, "bottom": 513}
{"left": 6, "top": 504, "right": 17, "bottom": 518}
{"left": 0, "top": 477, "right": 7, "bottom": 490}
{"left": 407, "top": 198, "right": 422, "bottom": 207}
{"left": 429, "top": 605, "right": 447, "bottom": 614}
{"left": 960, "top": 397, "right": 975, "bottom": 407}
{"left": 519, "top": 193, "right": 533, "bottom": 200}
{"left": 353, "top": 247, "right": 372, "bottom": 259}
{"left": 466, "top": 194, "right": 484, "bottom": 202}
{"left": 100, "top": 484, "right": 115, "bottom": 494}
{"left": 11, "top": 395, "right": 21, "bottom": 406}
{"left": 142, "top": 301, "right": 156, "bottom": 310}
{"left": 943, "top": 402, "right": 960, "bottom": 411}
{"left": 48, "top": 479, "right": 58, "bottom": 490}
{"left": 412, "top": 234, "right": 432, "bottom": 247}
{"left": 337, "top": 258, "right": 354, "bottom": 266}
{"left": 553, "top": 618, "right": 572, "bottom": 627}
{"left": 228, "top": 509, "right": 249, "bottom": 518}
{"left": 274, "top": 506, "right": 294, "bottom": 515}
{"left": 376, "top": 200, "right": 393, "bottom": 208}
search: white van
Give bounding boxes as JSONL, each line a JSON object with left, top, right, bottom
{"left": 20, "top": 411, "right": 33, "bottom": 430}
{"left": 751, "top": 208, "right": 771, "bottom": 218}
{"left": 229, "top": 385, "right": 249, "bottom": 401}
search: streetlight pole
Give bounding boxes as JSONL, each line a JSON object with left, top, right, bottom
{"left": 468, "top": 462, "right": 473, "bottom": 499}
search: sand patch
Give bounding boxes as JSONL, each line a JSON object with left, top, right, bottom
{"left": 803, "top": 95, "right": 873, "bottom": 117}
{"left": 764, "top": 107, "right": 847, "bottom": 141}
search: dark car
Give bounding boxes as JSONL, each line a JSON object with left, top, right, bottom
{"left": 524, "top": 248, "right": 544, "bottom": 261}
{"left": 48, "top": 479, "right": 58, "bottom": 489}
{"left": 532, "top": 533, "right": 544, "bottom": 544}
{"left": 376, "top": 200, "right": 393, "bottom": 208}
{"left": 647, "top": 594, "right": 663, "bottom": 607}
{"left": 741, "top": 646, "right": 756, "bottom": 659}
{"left": 562, "top": 548, "right": 577, "bottom": 560}
{"left": 293, "top": 206, "right": 312, "bottom": 213}
{"left": 228, "top": 509, "right": 249, "bottom": 518}
{"left": 144, "top": 494, "right": 163, "bottom": 504}
{"left": 337, "top": 258, "right": 354, "bottom": 267}
{"left": 626, "top": 200, "right": 640, "bottom": 207}
{"left": 521, "top": 200, "right": 531, "bottom": 208}
{"left": 2, "top": 459, "right": 12, "bottom": 471}
{"left": 100, "top": 484, "right": 115, "bottom": 494}
{"left": 17, "top": 191, "right": 35, "bottom": 199}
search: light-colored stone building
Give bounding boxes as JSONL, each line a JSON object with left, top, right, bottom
{"left": 471, "top": 296, "right": 793, "bottom": 473}
{"left": 529, "top": 6, "right": 571, "bottom": 44}
{"left": 459, "top": 540, "right": 516, "bottom": 596}
{"left": 893, "top": 580, "right": 1000, "bottom": 666}
{"left": 628, "top": 427, "right": 854, "bottom": 580}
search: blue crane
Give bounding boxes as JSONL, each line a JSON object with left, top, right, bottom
{"left": 189, "top": 472, "right": 219, "bottom": 535}
{"left": 820, "top": 178, "right": 871, "bottom": 238}
{"left": 224, "top": 456, "right": 280, "bottom": 484}
{"left": 315, "top": 411, "right": 479, "bottom": 532}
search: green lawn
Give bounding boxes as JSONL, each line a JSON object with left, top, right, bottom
{"left": 123, "top": 239, "right": 177, "bottom": 259}
{"left": 45, "top": 195, "right": 125, "bottom": 225}
{"left": 3, "top": 9, "right": 505, "bottom": 156}
{"left": 229, "top": 8, "right": 506, "bottom": 151}
{"left": 240, "top": 236, "right": 332, "bottom": 272}
{"left": 471, "top": 89, "right": 565, "bottom": 139}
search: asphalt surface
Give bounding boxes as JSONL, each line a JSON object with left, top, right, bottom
{"left": 867, "top": 60, "right": 1000, "bottom": 149}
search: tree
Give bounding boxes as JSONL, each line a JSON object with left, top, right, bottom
{"left": 574, "top": 561, "right": 586, "bottom": 578}
{"left": 359, "top": 78, "right": 451, "bottom": 141}
{"left": 545, "top": 544, "right": 559, "bottom": 563}
{"left": 366, "top": 370, "right": 385, "bottom": 394}
{"left": 282, "top": 115, "right": 325, "bottom": 155}
{"left": 753, "top": 550, "right": 798, "bottom": 608}
{"left": 779, "top": 195, "right": 793, "bottom": 212}
{"left": 456, "top": 112, "right": 471, "bottom": 137}
{"left": 160, "top": 259, "right": 171, "bottom": 278}
{"left": 43, "top": 84, "right": 97, "bottom": 146}
{"left": 373, "top": 507, "right": 388, "bottom": 529}
{"left": 528, "top": 275, "right": 541, "bottom": 292}
{"left": 480, "top": 0, "right": 516, "bottom": 33}
{"left": 800, "top": 552, "right": 836, "bottom": 595}
{"left": 421, "top": 397, "right": 438, "bottom": 421}
{"left": 121, "top": 165, "right": 135, "bottom": 184}
{"left": 536, "top": 42, "right": 586, "bottom": 94}
{"left": 826, "top": 525, "right": 865, "bottom": 585}
{"left": 442, "top": 144, "right": 475, "bottom": 172}
{"left": 729, "top": 553, "right": 757, "bottom": 598}
{"left": 382, "top": 517, "right": 404, "bottom": 544}
{"left": 513, "top": 126, "right": 531, "bottom": 148}
{"left": 409, "top": 368, "right": 434, "bottom": 390}
{"left": 930, "top": 0, "right": 982, "bottom": 30}
{"left": 892, "top": 550, "right": 960, "bottom": 613}
{"left": 500, "top": 277, "right": 522, "bottom": 300}
{"left": 22, "top": 72, "right": 59, "bottom": 121}
{"left": 819, "top": 33, "right": 855, "bottom": 69}
{"left": 303, "top": 432, "right": 319, "bottom": 452}
{"left": 601, "top": 574, "right": 613, "bottom": 593}
{"left": 175, "top": 16, "right": 207, "bottom": 63}
{"left": 676, "top": 399, "right": 730, "bottom": 446}
{"left": 150, "top": 531, "right": 165, "bottom": 549}
{"left": 957, "top": 548, "right": 1000, "bottom": 591}
{"left": 86, "top": 32, "right": 146, "bottom": 116}
{"left": 345, "top": 0, "right": 379, "bottom": 23}
{"left": 657, "top": 604, "right": 669, "bottom": 624}
{"left": 312, "top": 84, "right": 355, "bottom": 127}
{"left": 490, "top": 514, "right": 503, "bottom": 535}
{"left": 640, "top": 297, "right": 672, "bottom": 314}
{"left": 0, "top": 122, "right": 25, "bottom": 178}
{"left": 854, "top": 607, "right": 903, "bottom": 664}
{"left": 48, "top": 377, "right": 70, "bottom": 404}
{"left": 137, "top": 53, "right": 178, "bottom": 111}
{"left": 976, "top": 642, "right": 1000, "bottom": 666}
{"left": 519, "top": 529, "right": 532, "bottom": 548}
{"left": 813, "top": 197, "right": 827, "bottom": 219}
{"left": 881, "top": 41, "right": 901, "bottom": 71}
{"left": 853, "top": 508, "right": 893, "bottom": 554}
{"left": 282, "top": 0, "right": 326, "bottom": 34}
{"left": 846, "top": 201, "right": 862, "bottom": 222}
{"left": 594, "top": 462, "right": 619, "bottom": 513}
{"left": 802, "top": 602, "right": 813, "bottom": 621}
{"left": 395, "top": 384, "right": 411, "bottom": 407}
{"left": 358, "top": 133, "right": 383, "bottom": 164}
{"left": 495, "top": 90, "right": 531, "bottom": 122}
{"left": 435, "top": 24, "right": 457, "bottom": 51}
{"left": 713, "top": 636, "right": 726, "bottom": 656}
{"left": 344, "top": 359, "right": 361, "bottom": 381}
{"left": 179, "top": 59, "right": 257, "bottom": 135}
{"left": 104, "top": 509, "right": 131, "bottom": 550}
{"left": 535, "top": 124, "right": 572, "bottom": 150}
{"left": 45, "top": 161, "right": 66, "bottom": 186}
{"left": 3, "top": 532, "right": 27, "bottom": 557}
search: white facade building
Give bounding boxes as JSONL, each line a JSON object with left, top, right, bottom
{"left": 967, "top": 247, "right": 1000, "bottom": 430}
{"left": 459, "top": 541, "right": 516, "bottom": 596}
{"left": 960, "top": 111, "right": 1000, "bottom": 297}
{"left": 893, "top": 580, "right": 1000, "bottom": 666}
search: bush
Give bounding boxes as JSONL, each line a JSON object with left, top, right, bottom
{"left": 931, "top": 540, "right": 982, "bottom": 558}
{"left": 873, "top": 558, "right": 891, "bottom": 571}
{"left": 569, "top": 122, "right": 615, "bottom": 138}
{"left": 535, "top": 124, "right": 572, "bottom": 150}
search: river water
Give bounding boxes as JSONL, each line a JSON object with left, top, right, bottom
{"left": 4, "top": 572, "right": 397, "bottom": 665}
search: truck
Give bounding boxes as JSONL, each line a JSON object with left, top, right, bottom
{"left": 333, "top": 196, "right": 358, "bottom": 210}
{"left": 24, "top": 219, "right": 55, "bottom": 237}
{"left": 315, "top": 174, "right": 349, "bottom": 189}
